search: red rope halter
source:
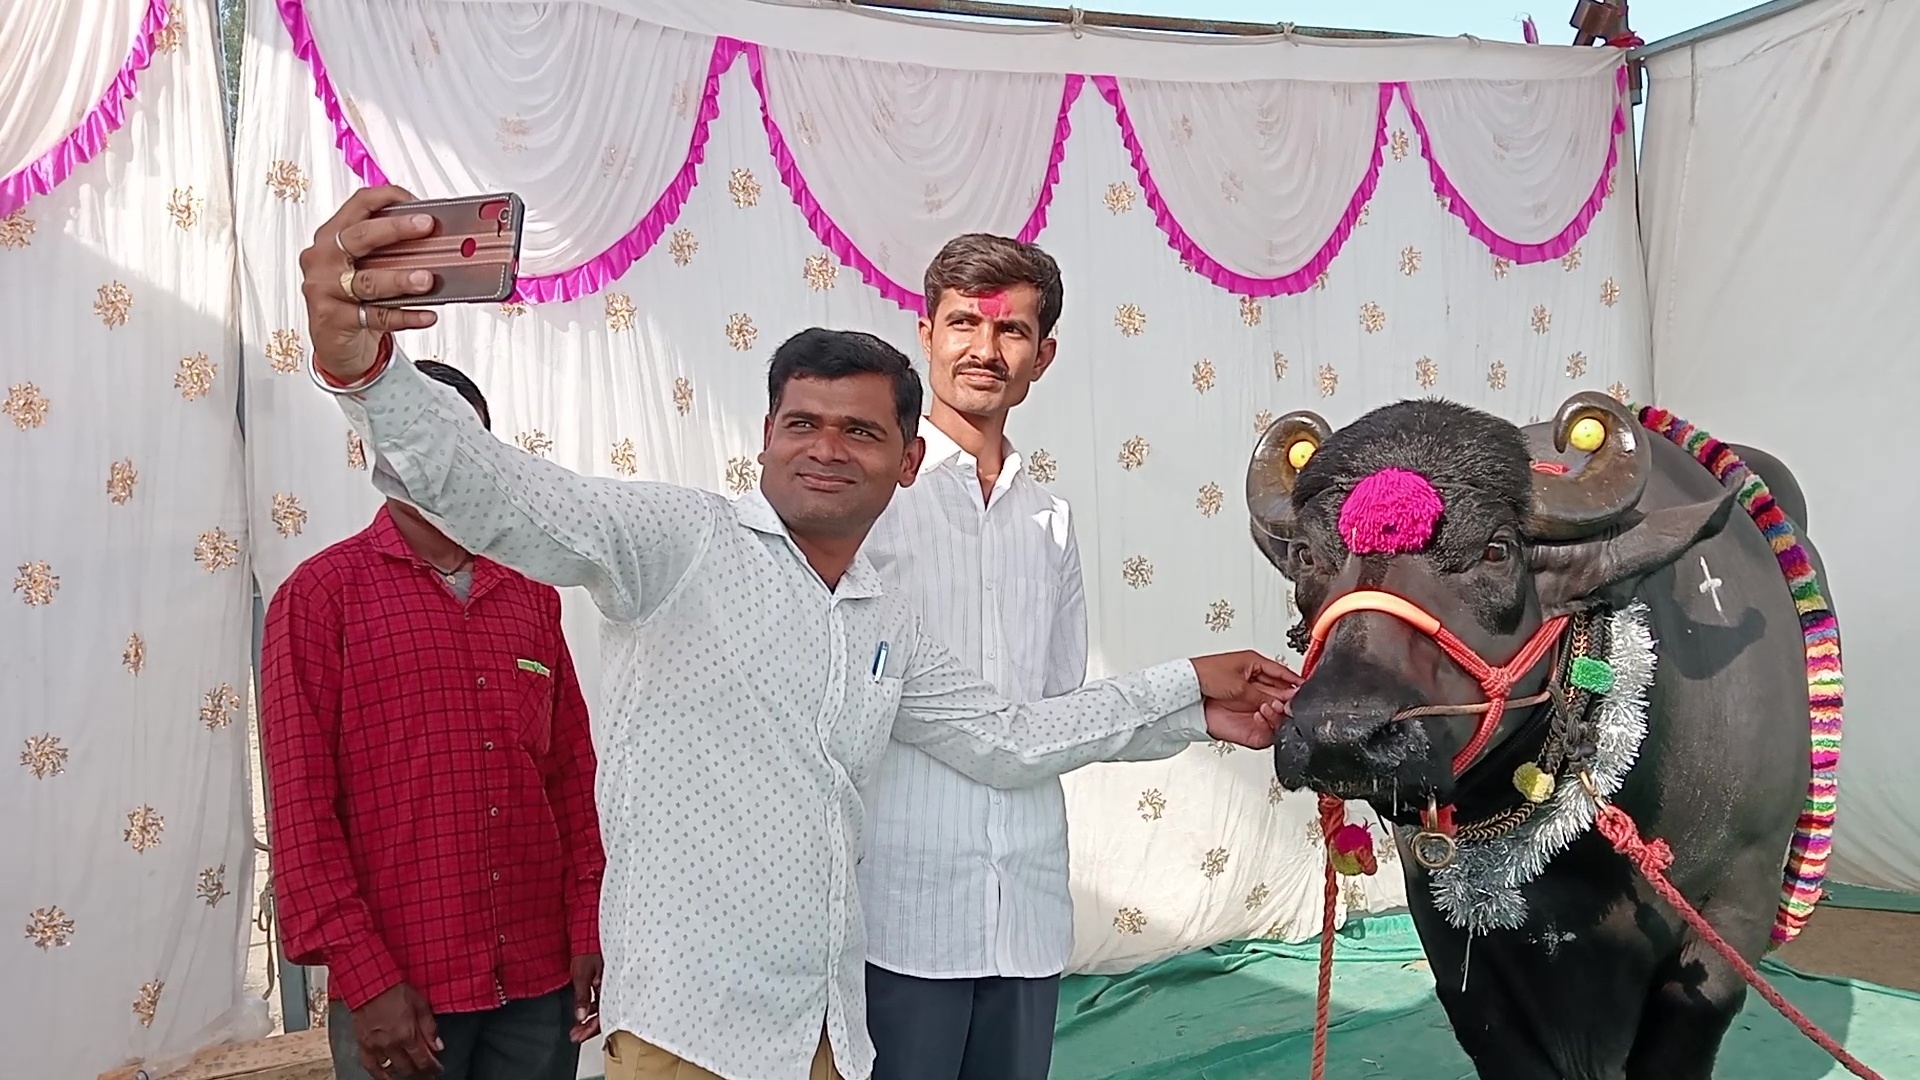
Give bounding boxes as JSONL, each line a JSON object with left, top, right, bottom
{"left": 1299, "top": 591, "right": 1566, "bottom": 1077}
{"left": 1296, "top": 592, "right": 1882, "bottom": 1079}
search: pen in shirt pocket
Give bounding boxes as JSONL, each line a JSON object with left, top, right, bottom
{"left": 871, "top": 641, "right": 889, "bottom": 682}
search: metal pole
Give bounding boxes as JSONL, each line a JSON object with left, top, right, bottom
{"left": 1629, "top": 0, "right": 1826, "bottom": 61}
{"left": 840, "top": 0, "right": 1421, "bottom": 39}
{"left": 226, "top": 0, "right": 307, "bottom": 1023}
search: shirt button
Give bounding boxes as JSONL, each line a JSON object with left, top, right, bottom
{"left": 497, "top": 934, "right": 506, "bottom": 944}
{"left": 986, "top": 651, "right": 996, "bottom": 660}
{"left": 483, "top": 740, "right": 494, "bottom": 751}
{"left": 491, "top": 871, "right": 501, "bottom": 882}
{"left": 476, "top": 676, "right": 487, "bottom": 689}
{"left": 488, "top": 806, "right": 499, "bottom": 817}
{"left": 985, "top": 582, "right": 995, "bottom": 591}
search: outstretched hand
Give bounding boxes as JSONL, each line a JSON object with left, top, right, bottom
{"left": 1188, "top": 650, "right": 1302, "bottom": 749}
{"left": 1204, "top": 697, "right": 1288, "bottom": 749}
{"left": 297, "top": 186, "right": 442, "bottom": 383}
{"left": 1189, "top": 650, "right": 1302, "bottom": 708}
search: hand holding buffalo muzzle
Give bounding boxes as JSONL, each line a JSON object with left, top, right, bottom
{"left": 1189, "top": 650, "right": 1302, "bottom": 750}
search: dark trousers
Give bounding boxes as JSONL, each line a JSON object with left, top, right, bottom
{"left": 865, "top": 964, "right": 1061, "bottom": 1080}
{"left": 328, "top": 986, "right": 579, "bottom": 1080}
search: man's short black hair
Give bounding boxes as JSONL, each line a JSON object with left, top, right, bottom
{"left": 766, "top": 328, "right": 922, "bottom": 443}
{"left": 923, "top": 233, "right": 1065, "bottom": 338}
{"left": 415, "top": 359, "right": 491, "bottom": 430}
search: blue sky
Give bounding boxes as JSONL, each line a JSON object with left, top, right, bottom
{"left": 984, "top": 1, "right": 1756, "bottom": 45}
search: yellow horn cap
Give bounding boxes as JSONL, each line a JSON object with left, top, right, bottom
{"left": 1568, "top": 416, "right": 1606, "bottom": 453}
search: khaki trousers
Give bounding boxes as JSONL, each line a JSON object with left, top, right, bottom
{"left": 602, "top": 1030, "right": 842, "bottom": 1080}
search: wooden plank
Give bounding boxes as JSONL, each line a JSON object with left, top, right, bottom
{"left": 98, "top": 1027, "right": 332, "bottom": 1080}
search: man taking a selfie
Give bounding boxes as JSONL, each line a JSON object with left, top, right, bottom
{"left": 295, "top": 185, "right": 1300, "bottom": 1080}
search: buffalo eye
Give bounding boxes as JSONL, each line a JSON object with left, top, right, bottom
{"left": 1483, "top": 537, "right": 1516, "bottom": 564}
{"left": 1289, "top": 540, "right": 1318, "bottom": 573}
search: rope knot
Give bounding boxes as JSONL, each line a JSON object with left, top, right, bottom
{"left": 1316, "top": 791, "right": 1348, "bottom": 834}
{"left": 1595, "top": 802, "right": 1673, "bottom": 873}
{"left": 1482, "top": 669, "right": 1514, "bottom": 698}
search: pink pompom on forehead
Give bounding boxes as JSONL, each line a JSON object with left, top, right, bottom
{"left": 1338, "top": 468, "right": 1444, "bottom": 555}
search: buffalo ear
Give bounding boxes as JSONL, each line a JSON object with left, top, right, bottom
{"left": 1529, "top": 489, "right": 1739, "bottom": 616}
{"left": 1249, "top": 520, "right": 1293, "bottom": 580}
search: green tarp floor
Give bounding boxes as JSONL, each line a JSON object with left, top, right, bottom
{"left": 1822, "top": 882, "right": 1920, "bottom": 914}
{"left": 1052, "top": 914, "right": 1920, "bottom": 1080}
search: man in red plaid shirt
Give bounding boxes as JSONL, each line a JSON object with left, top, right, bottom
{"left": 261, "top": 362, "right": 606, "bottom": 1080}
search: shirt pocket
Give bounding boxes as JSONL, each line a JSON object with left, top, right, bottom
{"left": 838, "top": 674, "right": 903, "bottom": 786}
{"left": 999, "top": 571, "right": 1060, "bottom": 692}
{"left": 509, "top": 657, "right": 556, "bottom": 756}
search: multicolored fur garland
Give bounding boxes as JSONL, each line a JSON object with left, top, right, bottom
{"left": 1636, "top": 406, "right": 1842, "bottom": 950}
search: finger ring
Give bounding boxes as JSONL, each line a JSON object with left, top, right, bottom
{"left": 380, "top": 1059, "right": 393, "bottom": 1069}
{"left": 340, "top": 269, "right": 361, "bottom": 301}
{"left": 357, "top": 303, "right": 370, "bottom": 330}
{"left": 334, "top": 229, "right": 355, "bottom": 264}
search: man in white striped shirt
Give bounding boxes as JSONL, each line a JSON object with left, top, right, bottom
{"left": 859, "top": 235, "right": 1254, "bottom": 1080}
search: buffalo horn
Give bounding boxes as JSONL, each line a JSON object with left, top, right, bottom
{"left": 1524, "top": 391, "right": 1652, "bottom": 540}
{"left": 1246, "top": 409, "right": 1335, "bottom": 541}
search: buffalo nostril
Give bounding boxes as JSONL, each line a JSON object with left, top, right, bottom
{"left": 1363, "top": 722, "right": 1417, "bottom": 765}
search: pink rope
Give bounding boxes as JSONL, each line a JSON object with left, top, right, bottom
{"left": 1309, "top": 793, "right": 1346, "bottom": 1080}
{"left": 1593, "top": 802, "right": 1883, "bottom": 1079}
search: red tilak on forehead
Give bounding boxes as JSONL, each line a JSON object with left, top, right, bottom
{"left": 974, "top": 291, "right": 1010, "bottom": 318}
{"left": 1338, "top": 468, "right": 1444, "bottom": 554}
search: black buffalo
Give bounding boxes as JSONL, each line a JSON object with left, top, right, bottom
{"left": 1247, "top": 391, "right": 1825, "bottom": 1080}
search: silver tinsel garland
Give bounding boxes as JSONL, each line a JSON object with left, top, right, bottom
{"left": 1429, "top": 601, "right": 1656, "bottom": 934}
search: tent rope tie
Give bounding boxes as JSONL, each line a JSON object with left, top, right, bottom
{"left": 1306, "top": 785, "right": 1883, "bottom": 1080}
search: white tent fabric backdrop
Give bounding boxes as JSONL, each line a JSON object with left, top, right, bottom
{"left": 1641, "top": 0, "right": 1917, "bottom": 893}
{"left": 0, "top": 1, "right": 263, "bottom": 1078}
{"left": 237, "top": 0, "right": 1648, "bottom": 979}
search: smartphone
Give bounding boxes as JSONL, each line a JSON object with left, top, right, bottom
{"left": 361, "top": 192, "right": 525, "bottom": 306}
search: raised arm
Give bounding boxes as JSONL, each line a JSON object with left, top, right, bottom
{"left": 890, "top": 615, "right": 1296, "bottom": 789}
{"left": 298, "top": 186, "right": 715, "bottom": 624}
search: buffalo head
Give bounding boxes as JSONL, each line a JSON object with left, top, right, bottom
{"left": 1248, "top": 392, "right": 1737, "bottom": 807}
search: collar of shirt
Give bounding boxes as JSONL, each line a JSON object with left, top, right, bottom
{"left": 367, "top": 506, "right": 514, "bottom": 602}
{"left": 915, "top": 419, "right": 1025, "bottom": 507}
{"left": 732, "top": 487, "right": 885, "bottom": 601}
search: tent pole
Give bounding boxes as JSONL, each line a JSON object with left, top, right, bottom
{"left": 1629, "top": 0, "right": 1826, "bottom": 61}
{"left": 839, "top": 0, "right": 1421, "bottom": 39}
